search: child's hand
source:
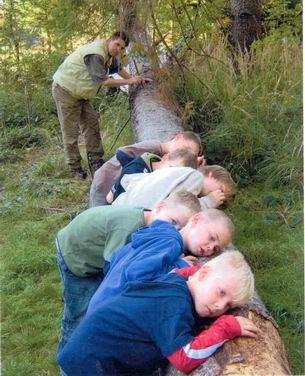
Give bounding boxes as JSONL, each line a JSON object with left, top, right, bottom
{"left": 181, "top": 255, "right": 197, "bottom": 266}
{"left": 207, "top": 189, "right": 225, "bottom": 207}
{"left": 235, "top": 316, "right": 260, "bottom": 338}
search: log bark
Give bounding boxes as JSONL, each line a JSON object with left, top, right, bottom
{"left": 230, "top": 0, "right": 263, "bottom": 52}
{"left": 122, "top": 2, "right": 291, "bottom": 375}
{"left": 122, "top": 0, "right": 185, "bottom": 142}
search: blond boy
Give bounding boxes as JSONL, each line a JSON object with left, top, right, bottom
{"left": 58, "top": 250, "right": 258, "bottom": 375}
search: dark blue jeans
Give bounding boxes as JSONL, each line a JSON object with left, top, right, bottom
{"left": 56, "top": 240, "right": 104, "bottom": 354}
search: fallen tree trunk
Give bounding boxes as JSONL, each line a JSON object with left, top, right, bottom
{"left": 122, "top": 1, "right": 291, "bottom": 374}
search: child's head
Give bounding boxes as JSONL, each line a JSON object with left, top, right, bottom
{"left": 180, "top": 209, "right": 234, "bottom": 256}
{"left": 151, "top": 190, "right": 201, "bottom": 230}
{"left": 158, "top": 149, "right": 198, "bottom": 169}
{"left": 168, "top": 132, "right": 202, "bottom": 156}
{"left": 187, "top": 250, "right": 254, "bottom": 318}
{"left": 198, "top": 165, "right": 236, "bottom": 203}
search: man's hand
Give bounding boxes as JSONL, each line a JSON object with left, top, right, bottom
{"left": 207, "top": 189, "right": 225, "bottom": 206}
{"left": 235, "top": 316, "right": 260, "bottom": 338}
{"left": 127, "top": 76, "right": 146, "bottom": 85}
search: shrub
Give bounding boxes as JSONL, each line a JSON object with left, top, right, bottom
{"left": 175, "top": 39, "right": 302, "bottom": 189}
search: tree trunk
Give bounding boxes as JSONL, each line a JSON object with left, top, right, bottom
{"left": 122, "top": 0, "right": 185, "bottom": 142}
{"left": 230, "top": 0, "right": 263, "bottom": 52}
{"left": 122, "top": 2, "right": 291, "bottom": 374}
{"left": 165, "top": 266, "right": 291, "bottom": 376}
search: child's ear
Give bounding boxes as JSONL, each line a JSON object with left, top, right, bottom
{"left": 161, "top": 154, "right": 170, "bottom": 162}
{"left": 190, "top": 212, "right": 205, "bottom": 227}
{"left": 198, "top": 265, "right": 211, "bottom": 280}
{"left": 155, "top": 201, "right": 167, "bottom": 212}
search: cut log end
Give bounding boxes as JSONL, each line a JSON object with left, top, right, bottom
{"left": 165, "top": 309, "right": 291, "bottom": 376}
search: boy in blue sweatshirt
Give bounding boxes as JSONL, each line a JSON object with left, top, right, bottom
{"left": 58, "top": 248, "right": 258, "bottom": 376}
{"left": 86, "top": 208, "right": 235, "bottom": 315}
{"left": 56, "top": 191, "right": 201, "bottom": 353}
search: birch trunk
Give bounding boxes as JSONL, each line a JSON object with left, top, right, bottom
{"left": 122, "top": 1, "right": 291, "bottom": 374}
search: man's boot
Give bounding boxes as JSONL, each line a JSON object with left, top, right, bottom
{"left": 69, "top": 163, "right": 87, "bottom": 179}
{"left": 87, "top": 152, "right": 105, "bottom": 178}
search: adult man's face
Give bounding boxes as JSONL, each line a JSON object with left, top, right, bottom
{"left": 107, "top": 38, "right": 125, "bottom": 57}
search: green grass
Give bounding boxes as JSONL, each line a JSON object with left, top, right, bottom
{"left": 228, "top": 186, "right": 304, "bottom": 373}
{"left": 1, "top": 147, "right": 303, "bottom": 374}
{"left": 1, "top": 91, "right": 133, "bottom": 375}
{"left": 1, "top": 79, "right": 303, "bottom": 374}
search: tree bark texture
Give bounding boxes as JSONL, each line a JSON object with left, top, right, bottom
{"left": 122, "top": 1, "right": 291, "bottom": 374}
{"left": 122, "top": 0, "right": 185, "bottom": 142}
{"left": 165, "top": 256, "right": 291, "bottom": 376}
{"left": 230, "top": 0, "right": 263, "bottom": 52}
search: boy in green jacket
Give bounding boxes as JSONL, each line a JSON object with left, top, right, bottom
{"left": 56, "top": 191, "right": 201, "bottom": 352}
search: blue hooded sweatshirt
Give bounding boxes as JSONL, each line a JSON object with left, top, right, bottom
{"left": 87, "top": 219, "right": 188, "bottom": 315}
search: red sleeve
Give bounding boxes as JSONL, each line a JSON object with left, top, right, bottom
{"left": 167, "top": 315, "right": 241, "bottom": 374}
{"left": 174, "top": 265, "right": 202, "bottom": 278}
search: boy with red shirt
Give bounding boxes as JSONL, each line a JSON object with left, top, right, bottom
{"left": 58, "top": 249, "right": 258, "bottom": 375}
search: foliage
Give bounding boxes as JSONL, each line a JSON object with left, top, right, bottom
{"left": 175, "top": 39, "right": 302, "bottom": 189}
{"left": 262, "top": 0, "right": 302, "bottom": 43}
{"left": 0, "top": 0, "right": 303, "bottom": 374}
{"left": 228, "top": 186, "right": 303, "bottom": 373}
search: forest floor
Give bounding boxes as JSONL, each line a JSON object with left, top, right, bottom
{"left": 1, "top": 120, "right": 303, "bottom": 375}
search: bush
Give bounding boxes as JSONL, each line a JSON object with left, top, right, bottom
{"left": 0, "top": 127, "right": 50, "bottom": 163}
{"left": 0, "top": 82, "right": 56, "bottom": 129}
{"left": 175, "top": 39, "right": 302, "bottom": 189}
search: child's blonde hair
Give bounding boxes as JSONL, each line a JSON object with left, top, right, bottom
{"left": 199, "top": 165, "right": 236, "bottom": 203}
{"left": 164, "top": 190, "right": 201, "bottom": 218}
{"left": 205, "top": 250, "right": 254, "bottom": 306}
{"left": 168, "top": 149, "right": 198, "bottom": 169}
{"left": 203, "top": 208, "right": 235, "bottom": 239}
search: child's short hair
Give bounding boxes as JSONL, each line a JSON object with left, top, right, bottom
{"left": 168, "top": 149, "right": 198, "bottom": 169}
{"left": 164, "top": 190, "right": 201, "bottom": 218}
{"left": 199, "top": 165, "right": 236, "bottom": 202}
{"left": 205, "top": 250, "right": 254, "bottom": 306}
{"left": 203, "top": 208, "right": 235, "bottom": 238}
{"left": 180, "top": 131, "right": 202, "bottom": 155}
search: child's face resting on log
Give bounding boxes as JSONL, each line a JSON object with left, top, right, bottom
{"left": 187, "top": 251, "right": 254, "bottom": 318}
{"left": 180, "top": 210, "right": 234, "bottom": 257}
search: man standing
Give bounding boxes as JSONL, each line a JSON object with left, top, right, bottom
{"left": 52, "top": 31, "right": 144, "bottom": 178}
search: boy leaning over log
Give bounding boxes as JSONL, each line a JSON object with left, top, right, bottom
{"left": 89, "top": 131, "right": 204, "bottom": 207}
{"left": 113, "top": 164, "right": 236, "bottom": 212}
{"left": 58, "top": 244, "right": 258, "bottom": 375}
{"left": 55, "top": 191, "right": 201, "bottom": 353}
{"left": 106, "top": 148, "right": 198, "bottom": 203}
{"left": 86, "top": 208, "right": 235, "bottom": 312}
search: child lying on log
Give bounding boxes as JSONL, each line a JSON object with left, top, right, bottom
{"left": 86, "top": 209, "right": 235, "bottom": 313}
{"left": 89, "top": 131, "right": 204, "bottom": 207}
{"left": 106, "top": 148, "right": 198, "bottom": 204}
{"left": 55, "top": 191, "right": 201, "bottom": 353}
{"left": 112, "top": 164, "right": 236, "bottom": 210}
{"left": 57, "top": 234, "right": 258, "bottom": 375}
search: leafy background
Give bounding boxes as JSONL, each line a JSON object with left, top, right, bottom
{"left": 0, "top": 0, "right": 303, "bottom": 374}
